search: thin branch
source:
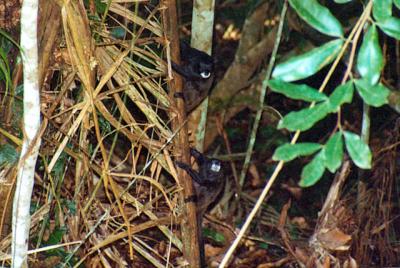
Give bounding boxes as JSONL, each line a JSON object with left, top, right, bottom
{"left": 219, "top": 1, "right": 288, "bottom": 264}
{"left": 12, "top": 0, "right": 41, "bottom": 267}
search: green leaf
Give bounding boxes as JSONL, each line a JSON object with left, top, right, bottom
{"left": 356, "top": 25, "right": 383, "bottom": 85}
{"left": 273, "top": 143, "right": 322, "bottom": 162}
{"left": 46, "top": 226, "right": 68, "bottom": 245}
{"left": 344, "top": 131, "right": 372, "bottom": 169}
{"left": 63, "top": 199, "right": 77, "bottom": 215}
{"left": 289, "top": 0, "right": 343, "bottom": 37}
{"left": 111, "top": 27, "right": 127, "bottom": 39}
{"left": 354, "top": 79, "right": 389, "bottom": 107}
{"left": 0, "top": 144, "right": 19, "bottom": 166}
{"left": 258, "top": 241, "right": 270, "bottom": 250}
{"left": 377, "top": 17, "right": 400, "bottom": 39}
{"left": 15, "top": 84, "right": 24, "bottom": 96}
{"left": 373, "top": 0, "right": 392, "bottom": 21}
{"left": 0, "top": 29, "right": 22, "bottom": 50}
{"left": 203, "top": 227, "right": 226, "bottom": 243}
{"left": 299, "top": 151, "right": 325, "bottom": 187}
{"left": 394, "top": 0, "right": 400, "bottom": 9}
{"left": 272, "top": 39, "right": 344, "bottom": 82}
{"left": 0, "top": 47, "right": 11, "bottom": 94}
{"left": 268, "top": 79, "right": 328, "bottom": 102}
{"left": 324, "top": 132, "right": 343, "bottom": 172}
{"left": 328, "top": 81, "right": 354, "bottom": 112}
{"left": 52, "top": 152, "right": 67, "bottom": 179}
{"left": 278, "top": 102, "right": 331, "bottom": 131}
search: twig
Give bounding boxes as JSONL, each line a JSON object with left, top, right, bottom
{"left": 219, "top": 1, "right": 288, "bottom": 264}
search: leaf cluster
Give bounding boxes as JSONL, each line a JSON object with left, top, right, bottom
{"left": 268, "top": 0, "right": 399, "bottom": 186}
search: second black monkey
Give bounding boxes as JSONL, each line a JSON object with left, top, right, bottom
{"left": 172, "top": 42, "right": 214, "bottom": 113}
{"left": 176, "top": 148, "right": 224, "bottom": 267}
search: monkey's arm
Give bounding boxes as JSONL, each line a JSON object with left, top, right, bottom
{"left": 189, "top": 148, "right": 205, "bottom": 166}
{"left": 175, "top": 161, "right": 204, "bottom": 185}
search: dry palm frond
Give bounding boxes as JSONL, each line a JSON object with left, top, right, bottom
{"left": 1, "top": 0, "right": 188, "bottom": 266}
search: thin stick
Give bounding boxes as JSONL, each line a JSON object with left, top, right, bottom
{"left": 219, "top": 1, "right": 288, "bottom": 264}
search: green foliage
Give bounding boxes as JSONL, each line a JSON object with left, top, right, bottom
{"left": 0, "top": 29, "right": 20, "bottom": 48}
{"left": 356, "top": 25, "right": 383, "bottom": 85}
{"left": 62, "top": 199, "right": 77, "bottom": 215}
{"left": 98, "top": 112, "right": 112, "bottom": 133}
{"left": 110, "top": 26, "right": 127, "bottom": 39}
{"left": 0, "top": 30, "right": 18, "bottom": 96}
{"left": 269, "top": 0, "right": 396, "bottom": 187}
{"left": 354, "top": 79, "right": 389, "bottom": 107}
{"left": 33, "top": 199, "right": 80, "bottom": 267}
{"left": 0, "top": 144, "right": 19, "bottom": 166}
{"left": 44, "top": 225, "right": 79, "bottom": 267}
{"left": 15, "top": 84, "right": 24, "bottom": 96}
{"left": 327, "top": 81, "right": 354, "bottom": 112}
{"left": 257, "top": 241, "right": 269, "bottom": 249}
{"left": 278, "top": 102, "right": 331, "bottom": 131}
{"left": 273, "top": 143, "right": 321, "bottom": 161}
{"left": 0, "top": 46, "right": 11, "bottom": 94}
{"left": 288, "top": 0, "right": 343, "bottom": 37}
{"left": 324, "top": 132, "right": 343, "bottom": 173}
{"left": 373, "top": 0, "right": 392, "bottom": 21}
{"left": 343, "top": 131, "right": 372, "bottom": 169}
{"left": 203, "top": 227, "right": 225, "bottom": 244}
{"left": 276, "top": 81, "right": 354, "bottom": 132}
{"left": 272, "top": 39, "right": 343, "bottom": 82}
{"left": 45, "top": 226, "right": 68, "bottom": 247}
{"left": 376, "top": 17, "right": 400, "bottom": 39}
{"left": 372, "top": 0, "right": 400, "bottom": 39}
{"left": 268, "top": 79, "right": 328, "bottom": 102}
{"left": 299, "top": 151, "right": 325, "bottom": 187}
{"left": 30, "top": 202, "right": 41, "bottom": 215}
{"left": 52, "top": 152, "right": 68, "bottom": 180}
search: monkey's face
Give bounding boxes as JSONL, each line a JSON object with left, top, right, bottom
{"left": 179, "top": 41, "right": 214, "bottom": 81}
{"left": 185, "top": 58, "right": 214, "bottom": 81}
{"left": 205, "top": 159, "right": 223, "bottom": 183}
{"left": 209, "top": 159, "right": 221, "bottom": 173}
{"left": 197, "top": 61, "right": 213, "bottom": 79}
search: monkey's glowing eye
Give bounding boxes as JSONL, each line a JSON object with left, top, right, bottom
{"left": 210, "top": 161, "right": 221, "bottom": 172}
{"left": 200, "top": 71, "right": 211, "bottom": 79}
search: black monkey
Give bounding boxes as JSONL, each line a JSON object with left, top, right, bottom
{"left": 172, "top": 41, "right": 215, "bottom": 113}
{"left": 176, "top": 148, "right": 224, "bottom": 267}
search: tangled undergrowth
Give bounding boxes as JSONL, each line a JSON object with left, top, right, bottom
{"left": 0, "top": 0, "right": 400, "bottom": 267}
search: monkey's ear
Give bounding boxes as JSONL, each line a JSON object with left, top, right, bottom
{"left": 179, "top": 40, "right": 191, "bottom": 58}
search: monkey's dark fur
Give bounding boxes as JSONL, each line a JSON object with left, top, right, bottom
{"left": 176, "top": 148, "right": 224, "bottom": 267}
{"left": 172, "top": 41, "right": 214, "bottom": 113}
